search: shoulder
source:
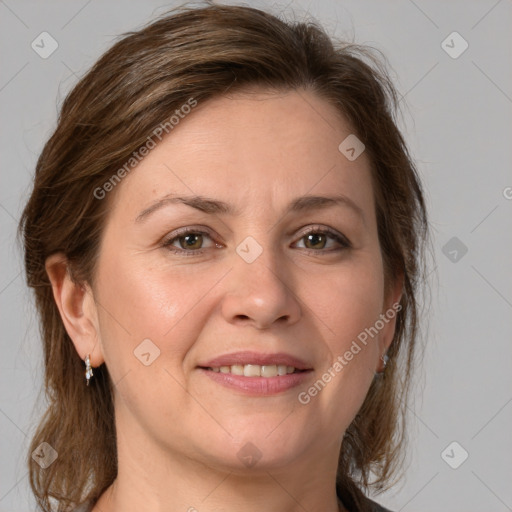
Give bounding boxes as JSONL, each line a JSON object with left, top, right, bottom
{"left": 338, "top": 488, "right": 394, "bottom": 512}
{"left": 366, "top": 496, "right": 394, "bottom": 512}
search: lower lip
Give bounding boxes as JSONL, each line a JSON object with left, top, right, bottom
{"left": 199, "top": 368, "right": 312, "bottom": 395}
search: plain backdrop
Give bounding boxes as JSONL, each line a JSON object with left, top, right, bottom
{"left": 1, "top": 1, "right": 511, "bottom": 511}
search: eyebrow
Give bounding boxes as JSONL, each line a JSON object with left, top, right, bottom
{"left": 135, "top": 193, "right": 365, "bottom": 223}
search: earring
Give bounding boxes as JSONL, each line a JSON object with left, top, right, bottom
{"left": 380, "top": 353, "right": 389, "bottom": 373}
{"left": 84, "top": 354, "right": 94, "bottom": 386}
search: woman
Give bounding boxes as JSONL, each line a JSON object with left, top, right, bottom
{"left": 19, "top": 3, "right": 428, "bottom": 512}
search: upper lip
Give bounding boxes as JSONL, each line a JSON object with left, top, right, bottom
{"left": 199, "top": 351, "right": 313, "bottom": 370}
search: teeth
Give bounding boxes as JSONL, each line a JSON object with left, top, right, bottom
{"left": 261, "top": 365, "right": 278, "bottom": 377}
{"left": 208, "top": 364, "right": 299, "bottom": 377}
{"left": 231, "top": 364, "right": 244, "bottom": 375}
{"left": 242, "top": 364, "right": 259, "bottom": 377}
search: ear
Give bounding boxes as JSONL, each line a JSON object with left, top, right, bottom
{"left": 376, "top": 272, "right": 404, "bottom": 372}
{"left": 45, "top": 253, "right": 105, "bottom": 368}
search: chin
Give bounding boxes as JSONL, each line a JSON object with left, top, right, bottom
{"left": 195, "top": 420, "right": 315, "bottom": 473}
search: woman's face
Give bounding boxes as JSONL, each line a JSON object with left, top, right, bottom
{"left": 89, "top": 89, "right": 400, "bottom": 473}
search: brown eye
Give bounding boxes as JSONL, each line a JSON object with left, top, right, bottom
{"left": 303, "top": 232, "right": 328, "bottom": 250}
{"left": 294, "top": 227, "right": 351, "bottom": 253}
{"left": 162, "top": 228, "right": 217, "bottom": 256}
{"left": 179, "top": 233, "right": 203, "bottom": 250}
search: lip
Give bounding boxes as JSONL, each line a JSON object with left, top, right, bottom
{"left": 197, "top": 351, "right": 313, "bottom": 396}
{"left": 199, "top": 351, "right": 313, "bottom": 371}
{"left": 200, "top": 368, "right": 312, "bottom": 395}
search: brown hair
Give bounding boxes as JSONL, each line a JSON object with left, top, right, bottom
{"left": 19, "top": 3, "right": 428, "bottom": 511}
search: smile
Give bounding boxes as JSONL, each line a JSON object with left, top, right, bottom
{"left": 206, "top": 364, "right": 303, "bottom": 377}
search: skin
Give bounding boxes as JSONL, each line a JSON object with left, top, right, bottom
{"left": 46, "top": 88, "right": 402, "bottom": 512}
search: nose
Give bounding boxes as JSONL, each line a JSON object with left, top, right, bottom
{"left": 220, "top": 242, "right": 302, "bottom": 330}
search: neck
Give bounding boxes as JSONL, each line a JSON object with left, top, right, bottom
{"left": 93, "top": 413, "right": 347, "bottom": 512}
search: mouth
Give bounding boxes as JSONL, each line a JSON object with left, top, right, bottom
{"left": 197, "top": 351, "right": 313, "bottom": 395}
{"left": 201, "top": 364, "right": 306, "bottom": 377}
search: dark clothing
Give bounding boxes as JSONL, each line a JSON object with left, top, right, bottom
{"left": 366, "top": 497, "right": 393, "bottom": 512}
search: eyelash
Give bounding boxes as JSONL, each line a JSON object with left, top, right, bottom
{"left": 161, "top": 225, "right": 351, "bottom": 257}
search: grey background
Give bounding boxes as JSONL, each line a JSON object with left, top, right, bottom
{"left": 1, "top": 1, "right": 511, "bottom": 511}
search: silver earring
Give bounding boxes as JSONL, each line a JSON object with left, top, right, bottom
{"left": 85, "top": 355, "right": 94, "bottom": 386}
{"left": 381, "top": 353, "right": 389, "bottom": 372}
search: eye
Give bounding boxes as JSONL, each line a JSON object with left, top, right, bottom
{"left": 293, "top": 226, "right": 351, "bottom": 253}
{"left": 161, "top": 225, "right": 350, "bottom": 257}
{"left": 161, "top": 228, "right": 219, "bottom": 256}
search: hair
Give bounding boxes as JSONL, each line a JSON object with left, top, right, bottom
{"left": 19, "top": 3, "right": 428, "bottom": 511}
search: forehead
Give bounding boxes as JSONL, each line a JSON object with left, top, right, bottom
{"left": 107, "top": 89, "right": 375, "bottom": 224}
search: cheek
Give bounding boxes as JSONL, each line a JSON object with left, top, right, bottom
{"left": 306, "top": 252, "right": 385, "bottom": 416}
{"left": 319, "top": 252, "right": 385, "bottom": 347}
{"left": 93, "top": 248, "right": 226, "bottom": 378}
